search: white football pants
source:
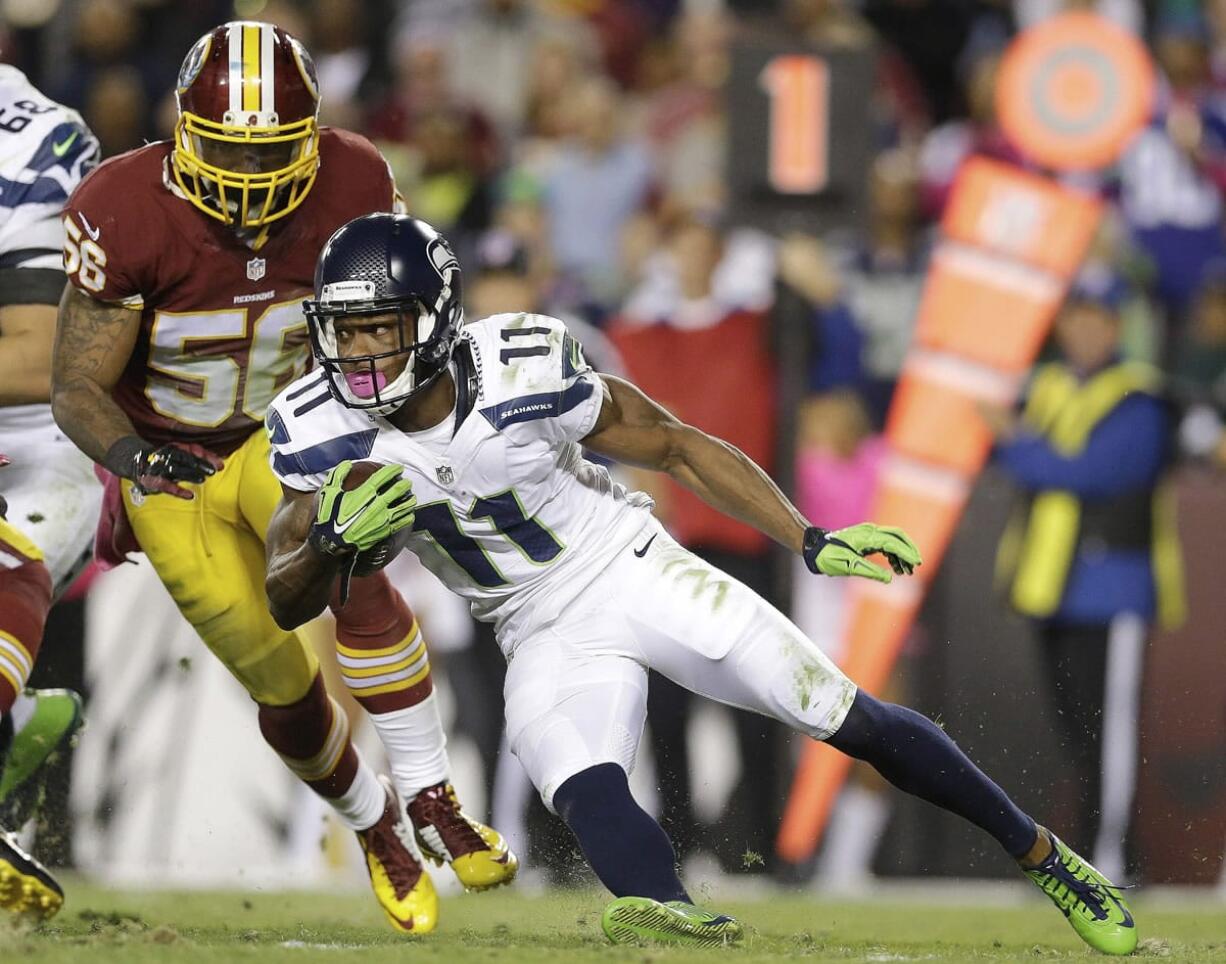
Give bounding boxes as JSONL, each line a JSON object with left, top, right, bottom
{"left": 502, "top": 519, "right": 857, "bottom": 810}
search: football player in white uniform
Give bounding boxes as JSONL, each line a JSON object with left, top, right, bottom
{"left": 263, "top": 214, "right": 1137, "bottom": 955}
{"left": 0, "top": 67, "right": 99, "bottom": 918}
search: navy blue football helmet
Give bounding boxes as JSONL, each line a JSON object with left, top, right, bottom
{"left": 304, "top": 213, "right": 464, "bottom": 414}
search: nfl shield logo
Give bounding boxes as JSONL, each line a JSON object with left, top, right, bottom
{"left": 246, "top": 257, "right": 266, "bottom": 282}
{"left": 436, "top": 465, "right": 454, "bottom": 485}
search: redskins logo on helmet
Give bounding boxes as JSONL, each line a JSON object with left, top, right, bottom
{"left": 172, "top": 21, "right": 321, "bottom": 230}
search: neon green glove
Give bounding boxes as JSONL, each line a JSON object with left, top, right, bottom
{"left": 802, "top": 523, "right": 922, "bottom": 583}
{"left": 308, "top": 461, "right": 416, "bottom": 559}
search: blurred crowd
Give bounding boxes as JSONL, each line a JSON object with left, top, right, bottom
{"left": 7, "top": 0, "right": 1226, "bottom": 458}
{"left": 6, "top": 0, "right": 1226, "bottom": 886}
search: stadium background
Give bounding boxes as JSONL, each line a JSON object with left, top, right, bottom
{"left": 2, "top": 0, "right": 1225, "bottom": 899}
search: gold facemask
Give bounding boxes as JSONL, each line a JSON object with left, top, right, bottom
{"left": 172, "top": 111, "right": 319, "bottom": 229}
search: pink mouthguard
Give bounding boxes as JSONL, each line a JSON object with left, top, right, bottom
{"left": 345, "top": 370, "right": 388, "bottom": 399}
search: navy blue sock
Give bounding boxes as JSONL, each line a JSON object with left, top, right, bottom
{"left": 553, "top": 763, "right": 690, "bottom": 903}
{"left": 827, "top": 690, "right": 1038, "bottom": 859}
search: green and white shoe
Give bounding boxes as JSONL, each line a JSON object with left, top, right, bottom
{"left": 1025, "top": 828, "right": 1137, "bottom": 956}
{"left": 601, "top": 896, "right": 743, "bottom": 947}
{"left": 0, "top": 689, "right": 84, "bottom": 826}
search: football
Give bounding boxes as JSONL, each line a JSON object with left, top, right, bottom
{"left": 343, "top": 460, "right": 414, "bottom": 576}
{"left": 341, "top": 459, "right": 391, "bottom": 491}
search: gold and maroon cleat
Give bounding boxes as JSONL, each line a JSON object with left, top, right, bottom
{"left": 408, "top": 782, "right": 519, "bottom": 892}
{"left": 356, "top": 777, "right": 438, "bottom": 934}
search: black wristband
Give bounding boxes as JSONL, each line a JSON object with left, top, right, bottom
{"left": 802, "top": 526, "right": 829, "bottom": 575}
{"left": 103, "top": 435, "right": 149, "bottom": 481}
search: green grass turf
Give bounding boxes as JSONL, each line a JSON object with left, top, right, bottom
{"left": 4, "top": 879, "right": 1225, "bottom": 963}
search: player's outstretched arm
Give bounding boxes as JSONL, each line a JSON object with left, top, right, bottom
{"left": 583, "top": 375, "right": 812, "bottom": 552}
{"left": 52, "top": 286, "right": 221, "bottom": 498}
{"left": 582, "top": 376, "right": 920, "bottom": 582}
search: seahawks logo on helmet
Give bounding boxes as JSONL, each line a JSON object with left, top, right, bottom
{"left": 427, "top": 235, "right": 458, "bottom": 282}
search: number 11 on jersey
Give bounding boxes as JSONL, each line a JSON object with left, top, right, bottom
{"left": 414, "top": 489, "right": 564, "bottom": 587}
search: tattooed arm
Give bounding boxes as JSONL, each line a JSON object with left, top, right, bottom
{"left": 50, "top": 284, "right": 143, "bottom": 464}
{"left": 52, "top": 285, "right": 223, "bottom": 498}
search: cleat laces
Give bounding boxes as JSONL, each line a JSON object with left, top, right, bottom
{"left": 409, "top": 784, "right": 486, "bottom": 858}
{"left": 1035, "top": 849, "right": 1126, "bottom": 921}
{"left": 361, "top": 806, "right": 423, "bottom": 898}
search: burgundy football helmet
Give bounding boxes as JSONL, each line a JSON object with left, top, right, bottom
{"left": 172, "top": 21, "right": 321, "bottom": 229}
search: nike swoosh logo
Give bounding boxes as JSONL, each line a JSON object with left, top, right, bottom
{"left": 334, "top": 511, "right": 363, "bottom": 534}
{"left": 78, "top": 212, "right": 100, "bottom": 241}
{"left": 52, "top": 130, "right": 78, "bottom": 157}
{"left": 1103, "top": 893, "right": 1134, "bottom": 928}
{"left": 633, "top": 533, "right": 656, "bottom": 558}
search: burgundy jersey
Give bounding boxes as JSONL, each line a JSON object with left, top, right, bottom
{"left": 62, "top": 128, "right": 396, "bottom": 455}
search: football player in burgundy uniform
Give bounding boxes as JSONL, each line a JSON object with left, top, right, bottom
{"left": 50, "top": 22, "right": 514, "bottom": 933}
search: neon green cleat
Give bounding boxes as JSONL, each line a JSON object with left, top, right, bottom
{"left": 1025, "top": 828, "right": 1137, "bottom": 956}
{"left": 0, "top": 689, "right": 84, "bottom": 826}
{"left": 601, "top": 896, "right": 743, "bottom": 947}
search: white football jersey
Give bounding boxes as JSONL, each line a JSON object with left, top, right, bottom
{"left": 267, "top": 313, "right": 654, "bottom": 651}
{"left": 0, "top": 66, "right": 99, "bottom": 438}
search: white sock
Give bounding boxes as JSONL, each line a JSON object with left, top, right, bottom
{"left": 368, "top": 692, "right": 450, "bottom": 803}
{"left": 329, "top": 753, "right": 387, "bottom": 831}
